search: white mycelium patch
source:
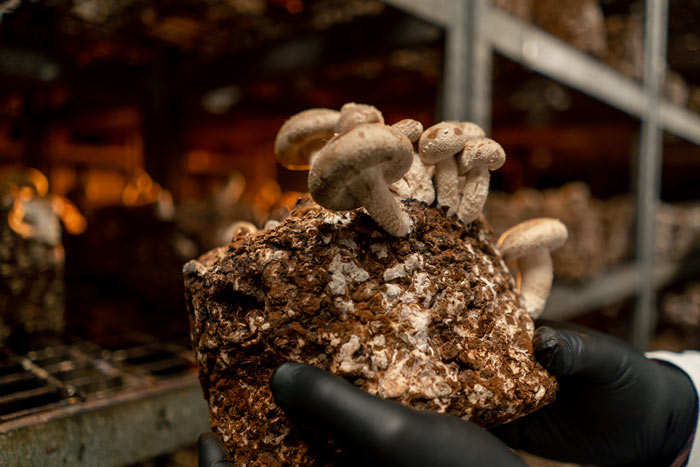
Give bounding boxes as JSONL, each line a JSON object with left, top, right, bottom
{"left": 383, "top": 253, "right": 424, "bottom": 282}
{"left": 370, "top": 243, "right": 389, "bottom": 259}
{"left": 327, "top": 254, "right": 370, "bottom": 296}
{"left": 335, "top": 298, "right": 355, "bottom": 320}
{"left": 323, "top": 212, "right": 353, "bottom": 226}
{"left": 339, "top": 237, "right": 358, "bottom": 251}
{"left": 383, "top": 284, "right": 402, "bottom": 302}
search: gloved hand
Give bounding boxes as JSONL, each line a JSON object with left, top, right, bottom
{"left": 270, "top": 362, "right": 525, "bottom": 467}
{"left": 492, "top": 323, "right": 699, "bottom": 466}
{"left": 198, "top": 432, "right": 234, "bottom": 467}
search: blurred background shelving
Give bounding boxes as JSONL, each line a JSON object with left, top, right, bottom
{"left": 385, "top": 0, "right": 700, "bottom": 350}
{"left": 0, "top": 0, "right": 699, "bottom": 465}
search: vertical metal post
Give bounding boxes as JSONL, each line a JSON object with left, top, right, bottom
{"left": 632, "top": 0, "right": 668, "bottom": 350}
{"left": 442, "top": 0, "right": 491, "bottom": 131}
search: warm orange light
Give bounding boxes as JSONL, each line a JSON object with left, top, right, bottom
{"left": 51, "top": 194, "right": 65, "bottom": 213}
{"left": 85, "top": 180, "right": 102, "bottom": 202}
{"left": 18, "top": 186, "right": 34, "bottom": 202}
{"left": 26, "top": 168, "right": 49, "bottom": 197}
{"left": 50, "top": 193, "right": 87, "bottom": 235}
{"left": 3, "top": 169, "right": 87, "bottom": 237}
{"left": 277, "top": 191, "right": 304, "bottom": 210}
{"left": 253, "top": 179, "right": 281, "bottom": 210}
{"left": 122, "top": 183, "right": 140, "bottom": 206}
{"left": 8, "top": 200, "right": 34, "bottom": 238}
{"left": 60, "top": 200, "right": 87, "bottom": 235}
{"left": 122, "top": 169, "right": 166, "bottom": 207}
{"left": 136, "top": 172, "right": 153, "bottom": 191}
{"left": 187, "top": 149, "right": 211, "bottom": 172}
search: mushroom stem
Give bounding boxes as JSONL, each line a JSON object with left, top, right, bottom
{"left": 353, "top": 171, "right": 412, "bottom": 237}
{"left": 457, "top": 166, "right": 490, "bottom": 224}
{"left": 434, "top": 156, "right": 460, "bottom": 216}
{"left": 517, "top": 248, "right": 553, "bottom": 319}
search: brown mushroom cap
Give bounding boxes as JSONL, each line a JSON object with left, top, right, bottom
{"left": 335, "top": 103, "right": 384, "bottom": 134}
{"left": 391, "top": 119, "right": 424, "bottom": 143}
{"left": 497, "top": 218, "right": 568, "bottom": 260}
{"left": 308, "top": 124, "right": 414, "bottom": 236}
{"left": 274, "top": 108, "right": 340, "bottom": 170}
{"left": 418, "top": 121, "right": 470, "bottom": 164}
{"left": 457, "top": 137, "right": 506, "bottom": 175}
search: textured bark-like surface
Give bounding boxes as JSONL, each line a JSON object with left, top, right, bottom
{"left": 0, "top": 199, "right": 65, "bottom": 344}
{"left": 184, "top": 195, "right": 557, "bottom": 466}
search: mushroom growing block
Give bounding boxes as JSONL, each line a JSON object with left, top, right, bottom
{"left": 185, "top": 197, "right": 558, "bottom": 465}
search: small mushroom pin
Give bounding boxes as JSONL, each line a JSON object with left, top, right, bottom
{"left": 497, "top": 218, "right": 568, "bottom": 318}
{"left": 397, "top": 154, "right": 435, "bottom": 205}
{"left": 335, "top": 103, "right": 384, "bottom": 133}
{"left": 391, "top": 119, "right": 423, "bottom": 143}
{"left": 221, "top": 220, "right": 258, "bottom": 244}
{"left": 274, "top": 108, "right": 340, "bottom": 170}
{"left": 389, "top": 119, "right": 435, "bottom": 205}
{"left": 308, "top": 123, "right": 414, "bottom": 237}
{"left": 456, "top": 137, "right": 506, "bottom": 224}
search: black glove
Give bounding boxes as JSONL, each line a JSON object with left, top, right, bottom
{"left": 270, "top": 362, "right": 525, "bottom": 467}
{"left": 492, "top": 323, "right": 699, "bottom": 466}
{"left": 198, "top": 432, "right": 234, "bottom": 467}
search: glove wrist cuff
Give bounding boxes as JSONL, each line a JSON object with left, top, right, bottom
{"left": 670, "top": 426, "right": 695, "bottom": 467}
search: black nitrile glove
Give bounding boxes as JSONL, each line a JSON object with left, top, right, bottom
{"left": 271, "top": 362, "right": 525, "bottom": 467}
{"left": 198, "top": 432, "right": 234, "bottom": 467}
{"left": 492, "top": 324, "right": 699, "bottom": 466}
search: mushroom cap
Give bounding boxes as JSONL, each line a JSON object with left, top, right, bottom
{"left": 391, "top": 119, "right": 424, "bottom": 143}
{"left": 274, "top": 108, "right": 340, "bottom": 170}
{"left": 462, "top": 122, "right": 486, "bottom": 139}
{"left": 457, "top": 137, "right": 506, "bottom": 175}
{"left": 335, "top": 103, "right": 384, "bottom": 134}
{"left": 418, "top": 121, "right": 472, "bottom": 164}
{"left": 308, "top": 123, "right": 413, "bottom": 211}
{"left": 497, "top": 218, "right": 568, "bottom": 260}
{"left": 222, "top": 220, "right": 258, "bottom": 244}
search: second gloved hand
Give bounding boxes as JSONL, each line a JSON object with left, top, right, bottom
{"left": 492, "top": 323, "right": 698, "bottom": 466}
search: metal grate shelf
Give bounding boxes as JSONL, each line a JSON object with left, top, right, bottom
{"left": 0, "top": 333, "right": 209, "bottom": 466}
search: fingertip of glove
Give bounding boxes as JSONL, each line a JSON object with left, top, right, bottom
{"left": 533, "top": 327, "right": 574, "bottom": 376}
{"left": 533, "top": 326, "right": 558, "bottom": 364}
{"left": 198, "top": 432, "right": 230, "bottom": 467}
{"left": 198, "top": 432, "right": 222, "bottom": 448}
{"left": 270, "top": 362, "right": 304, "bottom": 402}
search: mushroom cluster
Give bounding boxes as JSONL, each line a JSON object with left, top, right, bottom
{"left": 274, "top": 103, "right": 568, "bottom": 317}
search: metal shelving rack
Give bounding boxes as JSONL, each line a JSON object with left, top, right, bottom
{"left": 385, "top": 0, "right": 700, "bottom": 349}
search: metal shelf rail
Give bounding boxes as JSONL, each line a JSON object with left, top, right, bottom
{"left": 384, "top": 0, "right": 700, "bottom": 349}
{"left": 0, "top": 334, "right": 209, "bottom": 466}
